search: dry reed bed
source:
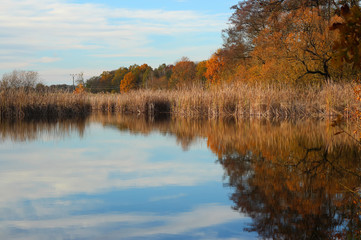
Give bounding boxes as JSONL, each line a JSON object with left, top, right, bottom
{"left": 0, "top": 89, "right": 91, "bottom": 120}
{"left": 0, "top": 83, "right": 357, "bottom": 120}
{"left": 90, "top": 83, "right": 356, "bottom": 119}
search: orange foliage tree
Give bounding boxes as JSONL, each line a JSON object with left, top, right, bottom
{"left": 120, "top": 72, "right": 136, "bottom": 93}
{"left": 250, "top": 7, "right": 339, "bottom": 84}
{"left": 205, "top": 50, "right": 225, "bottom": 85}
{"left": 169, "top": 57, "right": 196, "bottom": 89}
{"left": 112, "top": 67, "right": 129, "bottom": 88}
{"left": 73, "top": 83, "right": 85, "bottom": 94}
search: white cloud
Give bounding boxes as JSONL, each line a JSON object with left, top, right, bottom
{"left": 38, "top": 57, "right": 62, "bottom": 63}
{"left": 0, "top": 125, "right": 219, "bottom": 204}
{"left": 149, "top": 193, "right": 187, "bottom": 202}
{"left": 0, "top": 204, "right": 249, "bottom": 239}
{"left": 0, "top": 0, "right": 227, "bottom": 83}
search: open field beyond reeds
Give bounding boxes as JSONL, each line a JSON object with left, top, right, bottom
{"left": 0, "top": 83, "right": 358, "bottom": 120}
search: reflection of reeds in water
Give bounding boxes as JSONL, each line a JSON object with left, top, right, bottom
{"left": 0, "top": 118, "right": 88, "bottom": 142}
{"left": 92, "top": 114, "right": 361, "bottom": 239}
{"left": 90, "top": 113, "right": 206, "bottom": 151}
{"left": 3, "top": 112, "right": 357, "bottom": 156}
{"left": 91, "top": 113, "right": 359, "bottom": 156}
{"left": 2, "top": 113, "right": 359, "bottom": 238}
{"left": 93, "top": 113, "right": 361, "bottom": 191}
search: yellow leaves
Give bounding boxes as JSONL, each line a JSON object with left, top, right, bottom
{"left": 120, "top": 72, "right": 136, "bottom": 93}
{"left": 205, "top": 50, "right": 225, "bottom": 85}
{"left": 247, "top": 7, "right": 337, "bottom": 84}
{"left": 73, "top": 84, "right": 85, "bottom": 94}
{"left": 169, "top": 57, "right": 196, "bottom": 89}
{"left": 100, "top": 71, "right": 112, "bottom": 82}
{"left": 196, "top": 60, "right": 207, "bottom": 83}
{"left": 139, "top": 63, "right": 150, "bottom": 72}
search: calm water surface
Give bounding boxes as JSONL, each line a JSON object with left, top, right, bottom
{"left": 0, "top": 115, "right": 360, "bottom": 239}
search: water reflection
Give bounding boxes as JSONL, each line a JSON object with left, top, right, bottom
{"left": 92, "top": 114, "right": 361, "bottom": 239}
{"left": 0, "top": 118, "right": 87, "bottom": 142}
{"left": 1, "top": 115, "right": 360, "bottom": 239}
{"left": 208, "top": 120, "right": 361, "bottom": 239}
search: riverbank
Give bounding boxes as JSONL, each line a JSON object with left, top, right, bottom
{"left": 91, "top": 84, "right": 355, "bottom": 119}
{"left": 0, "top": 83, "right": 357, "bottom": 120}
{"left": 0, "top": 89, "right": 91, "bottom": 120}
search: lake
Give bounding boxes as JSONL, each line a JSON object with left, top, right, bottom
{"left": 0, "top": 114, "right": 360, "bottom": 239}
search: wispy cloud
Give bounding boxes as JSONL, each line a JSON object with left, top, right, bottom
{"left": 0, "top": 204, "right": 249, "bottom": 239}
{"left": 0, "top": 129, "right": 219, "bottom": 203}
{"left": 0, "top": 0, "right": 227, "bottom": 83}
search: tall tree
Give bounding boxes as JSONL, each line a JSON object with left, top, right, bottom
{"left": 251, "top": 7, "right": 338, "bottom": 83}
{"left": 223, "top": 0, "right": 340, "bottom": 66}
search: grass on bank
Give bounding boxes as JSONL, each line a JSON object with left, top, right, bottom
{"left": 0, "top": 89, "right": 91, "bottom": 121}
{"left": 90, "top": 83, "right": 355, "bottom": 119}
{"left": 0, "top": 83, "right": 357, "bottom": 120}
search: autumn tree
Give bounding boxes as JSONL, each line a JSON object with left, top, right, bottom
{"left": 139, "top": 64, "right": 153, "bottom": 89}
{"left": 119, "top": 72, "right": 136, "bottom": 93}
{"left": 99, "top": 71, "right": 116, "bottom": 92}
{"left": 285, "top": 8, "right": 338, "bottom": 82}
{"left": 331, "top": 3, "right": 361, "bottom": 139}
{"left": 249, "top": 7, "right": 339, "bottom": 84}
{"left": 205, "top": 50, "right": 226, "bottom": 85}
{"left": 112, "top": 67, "right": 129, "bottom": 88}
{"left": 331, "top": 3, "right": 361, "bottom": 70}
{"left": 169, "top": 57, "right": 196, "bottom": 89}
{"left": 74, "top": 83, "right": 85, "bottom": 94}
{"left": 220, "top": 0, "right": 359, "bottom": 84}
{"left": 196, "top": 61, "right": 207, "bottom": 85}
{"left": 149, "top": 64, "right": 173, "bottom": 89}
{"left": 85, "top": 76, "right": 102, "bottom": 93}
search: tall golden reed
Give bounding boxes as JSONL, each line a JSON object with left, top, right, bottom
{"left": 0, "top": 83, "right": 356, "bottom": 120}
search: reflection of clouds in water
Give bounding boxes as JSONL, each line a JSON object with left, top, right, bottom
{"left": 0, "top": 204, "right": 248, "bottom": 240}
{"left": 0, "top": 122, "right": 252, "bottom": 239}
{"left": 0, "top": 129, "right": 218, "bottom": 204}
{"left": 149, "top": 193, "right": 187, "bottom": 202}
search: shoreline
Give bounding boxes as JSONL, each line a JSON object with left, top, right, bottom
{"left": 0, "top": 83, "right": 357, "bottom": 121}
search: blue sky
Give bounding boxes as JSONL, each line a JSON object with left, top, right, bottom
{"left": 0, "top": 0, "right": 236, "bottom": 84}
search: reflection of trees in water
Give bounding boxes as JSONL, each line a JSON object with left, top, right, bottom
{"left": 92, "top": 113, "right": 207, "bottom": 151}
{"left": 10, "top": 114, "right": 360, "bottom": 238}
{"left": 0, "top": 118, "right": 87, "bottom": 142}
{"left": 95, "top": 114, "right": 361, "bottom": 239}
{"left": 217, "top": 134, "right": 361, "bottom": 239}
